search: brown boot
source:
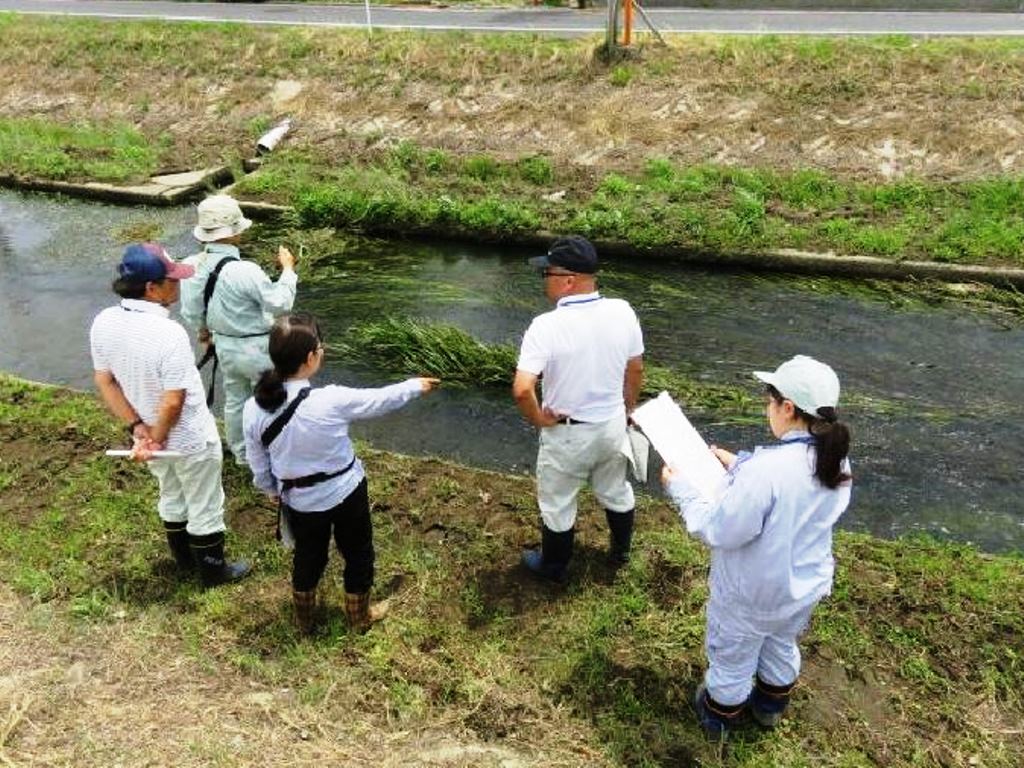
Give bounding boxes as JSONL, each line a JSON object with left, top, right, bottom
{"left": 293, "top": 589, "right": 317, "bottom": 635}
{"left": 344, "top": 591, "right": 389, "bottom": 633}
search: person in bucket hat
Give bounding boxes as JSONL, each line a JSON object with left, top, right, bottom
{"left": 179, "top": 194, "right": 299, "bottom": 467}
{"left": 89, "top": 243, "right": 250, "bottom": 588}
{"left": 513, "top": 235, "right": 645, "bottom": 584}
{"left": 661, "top": 355, "right": 852, "bottom": 740}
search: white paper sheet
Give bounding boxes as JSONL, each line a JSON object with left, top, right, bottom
{"left": 631, "top": 391, "right": 726, "bottom": 503}
{"left": 619, "top": 426, "right": 650, "bottom": 483}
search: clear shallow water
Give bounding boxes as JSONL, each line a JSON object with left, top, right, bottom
{"left": 2, "top": 189, "right": 1022, "bottom": 553}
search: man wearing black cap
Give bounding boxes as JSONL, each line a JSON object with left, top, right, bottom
{"left": 89, "top": 243, "right": 250, "bottom": 588}
{"left": 513, "top": 235, "right": 645, "bottom": 583}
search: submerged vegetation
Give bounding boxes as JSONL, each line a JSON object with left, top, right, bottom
{"left": 1, "top": 375, "right": 1022, "bottom": 766}
{"left": 336, "top": 318, "right": 952, "bottom": 424}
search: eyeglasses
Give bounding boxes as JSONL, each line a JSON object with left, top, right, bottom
{"left": 542, "top": 269, "right": 575, "bottom": 279}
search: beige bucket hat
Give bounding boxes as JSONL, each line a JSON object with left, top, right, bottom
{"left": 193, "top": 195, "right": 253, "bottom": 242}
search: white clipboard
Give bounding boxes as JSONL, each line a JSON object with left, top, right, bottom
{"left": 631, "top": 391, "right": 726, "bottom": 503}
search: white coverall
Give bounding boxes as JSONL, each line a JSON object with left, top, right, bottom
{"left": 180, "top": 243, "right": 297, "bottom": 463}
{"left": 665, "top": 431, "right": 852, "bottom": 706}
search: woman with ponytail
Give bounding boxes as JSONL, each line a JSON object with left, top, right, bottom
{"left": 661, "top": 355, "right": 851, "bottom": 740}
{"left": 242, "top": 313, "right": 439, "bottom": 635}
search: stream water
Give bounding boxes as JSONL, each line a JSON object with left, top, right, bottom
{"left": 1, "top": 189, "right": 1022, "bottom": 553}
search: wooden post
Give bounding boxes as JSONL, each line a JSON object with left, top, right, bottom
{"left": 623, "top": 0, "right": 633, "bottom": 46}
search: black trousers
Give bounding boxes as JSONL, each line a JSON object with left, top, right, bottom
{"left": 286, "top": 478, "right": 373, "bottom": 594}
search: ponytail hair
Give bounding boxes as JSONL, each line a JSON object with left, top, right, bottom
{"left": 808, "top": 406, "right": 851, "bottom": 489}
{"left": 253, "top": 312, "right": 323, "bottom": 412}
{"left": 767, "top": 385, "right": 851, "bottom": 489}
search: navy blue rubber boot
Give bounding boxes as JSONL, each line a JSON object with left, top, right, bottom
{"left": 749, "top": 676, "right": 795, "bottom": 727}
{"left": 521, "top": 526, "right": 573, "bottom": 585}
{"left": 694, "top": 684, "right": 744, "bottom": 741}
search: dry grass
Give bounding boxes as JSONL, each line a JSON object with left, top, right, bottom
{"left": 1, "top": 17, "right": 1024, "bottom": 183}
{"left": 0, "top": 583, "right": 592, "bottom": 767}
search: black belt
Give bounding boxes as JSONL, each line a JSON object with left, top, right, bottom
{"left": 280, "top": 455, "right": 357, "bottom": 491}
{"left": 211, "top": 330, "right": 270, "bottom": 339}
{"left": 555, "top": 416, "right": 591, "bottom": 425}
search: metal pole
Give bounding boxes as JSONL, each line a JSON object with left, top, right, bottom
{"left": 605, "top": 0, "right": 619, "bottom": 53}
{"left": 364, "top": 0, "right": 373, "bottom": 36}
{"left": 634, "top": 1, "right": 667, "bottom": 46}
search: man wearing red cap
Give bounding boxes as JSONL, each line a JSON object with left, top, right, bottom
{"left": 513, "top": 235, "right": 645, "bottom": 583}
{"left": 89, "top": 243, "right": 250, "bottom": 588}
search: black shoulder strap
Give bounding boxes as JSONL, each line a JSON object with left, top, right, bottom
{"left": 203, "top": 255, "right": 239, "bottom": 318}
{"left": 261, "top": 387, "right": 311, "bottom": 448}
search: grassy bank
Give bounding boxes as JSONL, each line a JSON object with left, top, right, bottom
{"left": 1, "top": 374, "right": 1021, "bottom": 766}
{"left": 3, "top": 16, "right": 1024, "bottom": 265}
{"left": 238, "top": 145, "right": 1024, "bottom": 265}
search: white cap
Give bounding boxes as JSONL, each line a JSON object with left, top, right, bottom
{"left": 753, "top": 355, "right": 840, "bottom": 415}
{"left": 193, "top": 195, "right": 253, "bottom": 242}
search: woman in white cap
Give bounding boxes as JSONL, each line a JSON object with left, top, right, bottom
{"left": 661, "top": 355, "right": 851, "bottom": 740}
{"left": 179, "top": 194, "right": 299, "bottom": 467}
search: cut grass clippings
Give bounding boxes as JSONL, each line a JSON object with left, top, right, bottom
{"left": 1, "top": 374, "right": 1022, "bottom": 766}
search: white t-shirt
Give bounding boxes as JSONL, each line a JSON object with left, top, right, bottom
{"left": 517, "top": 292, "right": 644, "bottom": 423}
{"left": 89, "top": 299, "right": 218, "bottom": 454}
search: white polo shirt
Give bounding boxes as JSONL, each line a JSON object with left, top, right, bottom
{"left": 89, "top": 299, "right": 218, "bottom": 454}
{"left": 517, "top": 292, "right": 644, "bottom": 423}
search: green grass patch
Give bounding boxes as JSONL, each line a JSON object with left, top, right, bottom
{"left": 234, "top": 146, "right": 1024, "bottom": 267}
{"left": 1, "top": 374, "right": 1023, "bottom": 765}
{"left": 0, "top": 117, "right": 159, "bottom": 182}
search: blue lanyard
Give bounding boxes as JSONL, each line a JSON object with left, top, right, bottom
{"left": 561, "top": 295, "right": 602, "bottom": 307}
{"left": 776, "top": 435, "right": 816, "bottom": 447}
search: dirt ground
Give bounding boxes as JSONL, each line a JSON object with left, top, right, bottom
{"left": 0, "top": 584, "right": 552, "bottom": 767}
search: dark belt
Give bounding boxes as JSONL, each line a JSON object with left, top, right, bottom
{"left": 554, "top": 416, "right": 591, "bottom": 425}
{"left": 211, "top": 330, "right": 270, "bottom": 339}
{"left": 280, "top": 455, "right": 357, "bottom": 491}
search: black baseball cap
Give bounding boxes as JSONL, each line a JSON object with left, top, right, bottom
{"left": 528, "top": 235, "right": 598, "bottom": 274}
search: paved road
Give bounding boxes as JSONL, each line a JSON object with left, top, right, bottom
{"left": 0, "top": 0, "right": 1022, "bottom": 35}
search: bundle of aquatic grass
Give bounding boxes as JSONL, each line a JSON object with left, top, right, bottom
{"left": 337, "top": 318, "right": 517, "bottom": 387}
{"left": 337, "top": 318, "right": 763, "bottom": 419}
{"left": 643, "top": 365, "right": 762, "bottom": 422}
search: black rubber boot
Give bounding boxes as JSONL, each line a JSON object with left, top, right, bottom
{"left": 521, "top": 526, "right": 574, "bottom": 585}
{"left": 189, "top": 531, "right": 251, "bottom": 588}
{"left": 163, "top": 520, "right": 194, "bottom": 572}
{"left": 605, "top": 508, "right": 635, "bottom": 566}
